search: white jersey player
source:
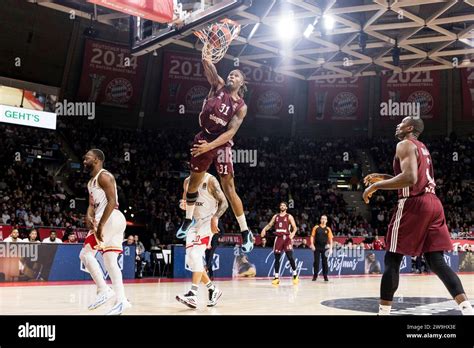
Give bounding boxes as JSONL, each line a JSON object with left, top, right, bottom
{"left": 80, "top": 149, "right": 129, "bottom": 315}
{"left": 176, "top": 173, "right": 228, "bottom": 309}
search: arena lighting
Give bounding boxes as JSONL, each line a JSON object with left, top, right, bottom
{"left": 278, "top": 12, "right": 297, "bottom": 40}
{"left": 359, "top": 31, "right": 368, "bottom": 51}
{"left": 392, "top": 43, "right": 400, "bottom": 66}
{"left": 131, "top": 214, "right": 135, "bottom": 218}
{"left": 304, "top": 17, "right": 319, "bottom": 39}
{"left": 323, "top": 14, "right": 335, "bottom": 31}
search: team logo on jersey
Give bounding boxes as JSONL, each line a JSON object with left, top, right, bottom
{"left": 257, "top": 90, "right": 283, "bottom": 115}
{"left": 321, "top": 297, "right": 462, "bottom": 315}
{"left": 407, "top": 90, "right": 433, "bottom": 115}
{"left": 332, "top": 92, "right": 358, "bottom": 118}
{"left": 185, "top": 86, "right": 208, "bottom": 112}
{"left": 105, "top": 78, "right": 133, "bottom": 104}
{"left": 202, "top": 182, "right": 207, "bottom": 190}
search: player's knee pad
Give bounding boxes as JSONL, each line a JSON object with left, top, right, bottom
{"left": 186, "top": 246, "right": 205, "bottom": 272}
{"left": 79, "top": 248, "right": 94, "bottom": 266}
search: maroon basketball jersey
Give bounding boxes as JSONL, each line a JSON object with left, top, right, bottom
{"left": 275, "top": 213, "right": 290, "bottom": 236}
{"left": 393, "top": 138, "right": 436, "bottom": 199}
{"left": 199, "top": 87, "right": 245, "bottom": 138}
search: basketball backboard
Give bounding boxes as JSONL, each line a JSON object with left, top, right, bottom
{"left": 130, "top": 0, "right": 251, "bottom": 56}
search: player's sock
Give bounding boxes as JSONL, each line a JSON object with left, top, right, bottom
{"left": 236, "top": 214, "right": 248, "bottom": 232}
{"left": 378, "top": 304, "right": 392, "bottom": 315}
{"left": 185, "top": 191, "right": 199, "bottom": 220}
{"left": 189, "top": 284, "right": 199, "bottom": 295}
{"left": 103, "top": 252, "right": 126, "bottom": 303}
{"left": 458, "top": 300, "right": 473, "bottom": 315}
{"left": 274, "top": 273, "right": 279, "bottom": 279}
{"left": 205, "top": 281, "right": 215, "bottom": 292}
{"left": 292, "top": 270, "right": 297, "bottom": 277}
{"left": 80, "top": 250, "right": 107, "bottom": 292}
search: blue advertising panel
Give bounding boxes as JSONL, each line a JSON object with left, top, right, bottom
{"left": 173, "top": 246, "right": 462, "bottom": 278}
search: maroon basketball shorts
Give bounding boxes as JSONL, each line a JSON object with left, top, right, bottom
{"left": 386, "top": 193, "right": 452, "bottom": 256}
{"left": 273, "top": 234, "right": 293, "bottom": 254}
{"left": 190, "top": 132, "right": 234, "bottom": 176}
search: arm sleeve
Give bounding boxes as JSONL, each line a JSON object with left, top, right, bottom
{"left": 327, "top": 228, "right": 333, "bottom": 240}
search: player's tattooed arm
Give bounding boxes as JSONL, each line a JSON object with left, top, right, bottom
{"left": 191, "top": 105, "right": 247, "bottom": 157}
{"left": 202, "top": 58, "right": 225, "bottom": 90}
{"left": 363, "top": 140, "right": 418, "bottom": 203}
{"left": 261, "top": 214, "right": 276, "bottom": 237}
{"left": 209, "top": 176, "right": 228, "bottom": 219}
{"left": 289, "top": 214, "right": 297, "bottom": 239}
{"left": 96, "top": 172, "right": 118, "bottom": 241}
{"left": 179, "top": 177, "right": 190, "bottom": 210}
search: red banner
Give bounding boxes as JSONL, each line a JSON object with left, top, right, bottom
{"left": 461, "top": 68, "right": 474, "bottom": 120}
{"left": 159, "top": 51, "right": 292, "bottom": 119}
{"left": 380, "top": 71, "right": 440, "bottom": 120}
{"left": 235, "top": 63, "right": 291, "bottom": 119}
{"left": 307, "top": 76, "right": 365, "bottom": 122}
{"left": 77, "top": 39, "right": 147, "bottom": 109}
{"left": 87, "top": 0, "right": 173, "bottom": 23}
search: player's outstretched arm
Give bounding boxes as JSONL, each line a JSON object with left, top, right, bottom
{"left": 261, "top": 214, "right": 276, "bottom": 237}
{"left": 202, "top": 58, "right": 225, "bottom": 90}
{"left": 191, "top": 105, "right": 247, "bottom": 157}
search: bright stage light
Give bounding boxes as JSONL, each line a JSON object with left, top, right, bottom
{"left": 323, "top": 14, "right": 335, "bottom": 31}
{"left": 278, "top": 13, "right": 297, "bottom": 40}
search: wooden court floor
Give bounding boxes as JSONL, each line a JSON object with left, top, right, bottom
{"left": 0, "top": 274, "right": 472, "bottom": 315}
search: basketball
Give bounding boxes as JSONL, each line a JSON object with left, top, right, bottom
{"left": 209, "top": 24, "right": 232, "bottom": 48}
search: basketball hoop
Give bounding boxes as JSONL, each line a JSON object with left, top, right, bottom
{"left": 194, "top": 19, "right": 240, "bottom": 63}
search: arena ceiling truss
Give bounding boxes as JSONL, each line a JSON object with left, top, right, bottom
{"left": 31, "top": 0, "right": 474, "bottom": 80}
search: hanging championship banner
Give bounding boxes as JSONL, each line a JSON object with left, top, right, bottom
{"left": 461, "top": 68, "right": 474, "bottom": 120}
{"left": 380, "top": 71, "right": 441, "bottom": 120}
{"left": 77, "top": 39, "right": 147, "bottom": 109}
{"left": 159, "top": 51, "right": 293, "bottom": 119}
{"left": 307, "top": 76, "right": 366, "bottom": 122}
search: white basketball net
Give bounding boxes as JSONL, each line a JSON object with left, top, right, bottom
{"left": 194, "top": 19, "right": 241, "bottom": 64}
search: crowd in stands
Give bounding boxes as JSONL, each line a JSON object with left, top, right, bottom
{"left": 1, "top": 121, "right": 472, "bottom": 249}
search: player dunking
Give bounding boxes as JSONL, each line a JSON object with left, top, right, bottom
{"left": 363, "top": 117, "right": 472, "bottom": 315}
{"left": 80, "top": 149, "right": 130, "bottom": 315}
{"left": 176, "top": 172, "right": 227, "bottom": 309}
{"left": 260, "top": 202, "right": 299, "bottom": 285}
{"left": 177, "top": 58, "right": 254, "bottom": 253}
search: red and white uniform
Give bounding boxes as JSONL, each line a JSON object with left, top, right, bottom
{"left": 185, "top": 173, "right": 218, "bottom": 250}
{"left": 385, "top": 139, "right": 452, "bottom": 256}
{"left": 273, "top": 213, "right": 293, "bottom": 254}
{"left": 84, "top": 169, "right": 126, "bottom": 253}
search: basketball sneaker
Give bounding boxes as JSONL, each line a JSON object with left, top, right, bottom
{"left": 241, "top": 230, "right": 255, "bottom": 253}
{"left": 233, "top": 248, "right": 256, "bottom": 277}
{"left": 324, "top": 276, "right": 329, "bottom": 282}
{"left": 292, "top": 275, "right": 299, "bottom": 285}
{"left": 106, "top": 299, "right": 132, "bottom": 315}
{"left": 207, "top": 287, "right": 222, "bottom": 307}
{"left": 271, "top": 277, "right": 280, "bottom": 285}
{"left": 176, "top": 291, "right": 198, "bottom": 309}
{"left": 312, "top": 275, "right": 317, "bottom": 281}
{"left": 176, "top": 218, "right": 194, "bottom": 239}
{"left": 88, "top": 286, "right": 114, "bottom": 310}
